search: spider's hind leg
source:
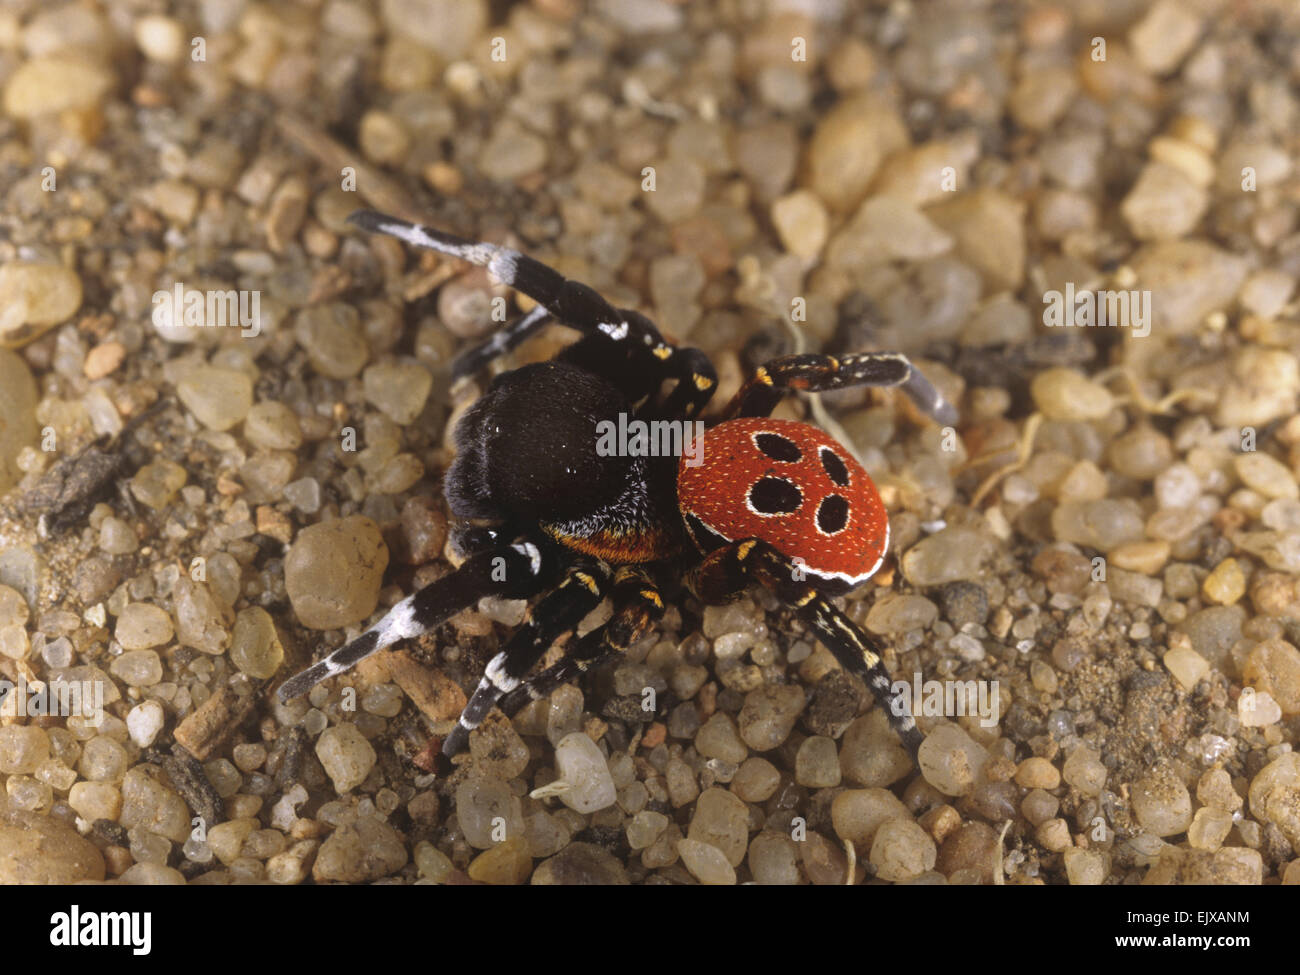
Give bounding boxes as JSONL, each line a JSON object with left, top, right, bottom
{"left": 443, "top": 561, "right": 611, "bottom": 760}
{"left": 276, "top": 540, "right": 555, "bottom": 702}
{"left": 497, "top": 566, "right": 666, "bottom": 721}
{"left": 697, "top": 539, "right": 924, "bottom": 760}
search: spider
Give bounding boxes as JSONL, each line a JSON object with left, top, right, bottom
{"left": 278, "top": 209, "right": 958, "bottom": 771}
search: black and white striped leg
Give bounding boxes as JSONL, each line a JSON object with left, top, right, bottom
{"left": 348, "top": 210, "right": 717, "bottom": 411}
{"left": 443, "top": 562, "right": 610, "bottom": 759}
{"left": 451, "top": 304, "right": 552, "bottom": 380}
{"left": 276, "top": 541, "right": 554, "bottom": 702}
{"left": 498, "top": 567, "right": 665, "bottom": 719}
{"left": 699, "top": 538, "right": 924, "bottom": 759}
{"left": 727, "top": 352, "right": 956, "bottom": 426}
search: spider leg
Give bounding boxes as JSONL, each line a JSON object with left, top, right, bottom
{"left": 695, "top": 538, "right": 924, "bottom": 759}
{"left": 497, "top": 566, "right": 665, "bottom": 719}
{"left": 451, "top": 304, "right": 551, "bottom": 380}
{"left": 727, "top": 352, "right": 956, "bottom": 426}
{"left": 276, "top": 540, "right": 556, "bottom": 702}
{"left": 349, "top": 210, "right": 717, "bottom": 416}
{"left": 443, "top": 561, "right": 611, "bottom": 759}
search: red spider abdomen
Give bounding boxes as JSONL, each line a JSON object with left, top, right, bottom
{"left": 677, "top": 417, "right": 889, "bottom": 589}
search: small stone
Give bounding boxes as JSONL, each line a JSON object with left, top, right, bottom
{"left": 1063, "top": 848, "right": 1107, "bottom": 885}
{"left": 359, "top": 110, "right": 410, "bottom": 166}
{"left": 120, "top": 768, "right": 191, "bottom": 843}
{"left": 244, "top": 402, "right": 303, "bottom": 451}
{"left": 687, "top": 788, "right": 749, "bottom": 867}
{"left": 869, "top": 818, "right": 936, "bottom": 882}
{"left": 1131, "top": 764, "right": 1193, "bottom": 837}
{"left": 918, "top": 724, "right": 988, "bottom": 797}
{"left": 115, "top": 603, "right": 173, "bottom": 650}
{"left": 1235, "top": 452, "right": 1298, "bottom": 500}
{"left": 553, "top": 732, "right": 616, "bottom": 813}
{"left": 677, "top": 838, "right": 736, "bottom": 885}
{"left": 454, "top": 776, "right": 524, "bottom": 849}
{"left": 747, "top": 831, "right": 799, "bottom": 885}
{"left": 134, "top": 14, "right": 185, "bottom": 63}
{"left": 126, "top": 700, "right": 165, "bottom": 748}
{"left": 285, "top": 517, "right": 388, "bottom": 629}
{"left": 3, "top": 56, "right": 113, "bottom": 118}
{"left": 1014, "top": 757, "right": 1060, "bottom": 790}
{"left": 1061, "top": 745, "right": 1107, "bottom": 796}
{"left": 83, "top": 341, "right": 125, "bottom": 380}
{"left": 478, "top": 120, "right": 548, "bottom": 182}
{"left": 927, "top": 188, "right": 1026, "bottom": 292}
{"left": 864, "top": 593, "right": 938, "bottom": 634}
{"left": 312, "top": 815, "right": 407, "bottom": 882}
{"left": 314, "top": 724, "right": 377, "bottom": 794}
{"left": 467, "top": 835, "right": 532, "bottom": 885}
{"left": 109, "top": 650, "right": 163, "bottom": 687}
{"left": 173, "top": 579, "right": 231, "bottom": 655}
{"left": 1120, "top": 162, "right": 1208, "bottom": 240}
{"left": 130, "top": 458, "right": 187, "bottom": 509}
{"left": 901, "top": 528, "right": 996, "bottom": 587}
{"left": 1031, "top": 368, "right": 1114, "bottom": 421}
{"left": 795, "top": 736, "right": 841, "bottom": 788}
{"left": 1248, "top": 753, "right": 1300, "bottom": 850}
{"left": 1201, "top": 558, "right": 1245, "bottom": 606}
{"left": 531, "top": 841, "right": 629, "bottom": 885}
{"left": 1163, "top": 646, "right": 1210, "bottom": 691}
{"left": 1186, "top": 807, "right": 1232, "bottom": 851}
{"left": 0, "top": 263, "right": 84, "bottom": 346}
{"left": 0, "top": 726, "right": 49, "bottom": 774}
{"left": 694, "top": 712, "right": 748, "bottom": 764}
{"left": 1051, "top": 499, "right": 1145, "bottom": 552}
{"left": 1242, "top": 638, "right": 1300, "bottom": 716}
{"left": 731, "top": 757, "right": 780, "bottom": 803}
{"left": 0, "top": 806, "right": 105, "bottom": 883}
{"left": 830, "top": 788, "right": 910, "bottom": 848}
{"left": 626, "top": 810, "right": 669, "bottom": 850}
{"left": 1129, "top": 240, "right": 1247, "bottom": 337}
{"left": 68, "top": 781, "right": 122, "bottom": 822}
{"left": 294, "top": 304, "right": 369, "bottom": 379}
{"left": 644, "top": 156, "right": 706, "bottom": 223}
{"left": 177, "top": 366, "right": 254, "bottom": 432}
{"left": 737, "top": 685, "right": 805, "bottom": 751}
{"left": 381, "top": 0, "right": 486, "bottom": 59}
{"left": 770, "top": 190, "right": 828, "bottom": 260}
{"left": 838, "top": 711, "right": 912, "bottom": 788}
{"left": 363, "top": 360, "right": 433, "bottom": 425}
{"left": 806, "top": 94, "right": 907, "bottom": 211}
{"left": 1239, "top": 689, "right": 1282, "bottom": 728}
{"left": 1128, "top": 0, "right": 1202, "bottom": 75}
{"left": 229, "top": 607, "right": 284, "bottom": 679}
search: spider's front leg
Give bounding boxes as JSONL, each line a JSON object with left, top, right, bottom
{"left": 442, "top": 560, "right": 611, "bottom": 761}
{"left": 694, "top": 538, "right": 924, "bottom": 759}
{"left": 348, "top": 210, "right": 718, "bottom": 417}
{"left": 496, "top": 566, "right": 666, "bottom": 721}
{"left": 276, "top": 539, "right": 556, "bottom": 702}
{"left": 728, "top": 351, "right": 956, "bottom": 426}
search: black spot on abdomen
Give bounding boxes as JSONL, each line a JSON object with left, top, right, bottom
{"left": 749, "top": 476, "right": 802, "bottom": 515}
{"left": 820, "top": 447, "right": 850, "bottom": 487}
{"left": 754, "top": 432, "right": 802, "bottom": 462}
{"left": 816, "top": 494, "right": 850, "bottom": 534}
